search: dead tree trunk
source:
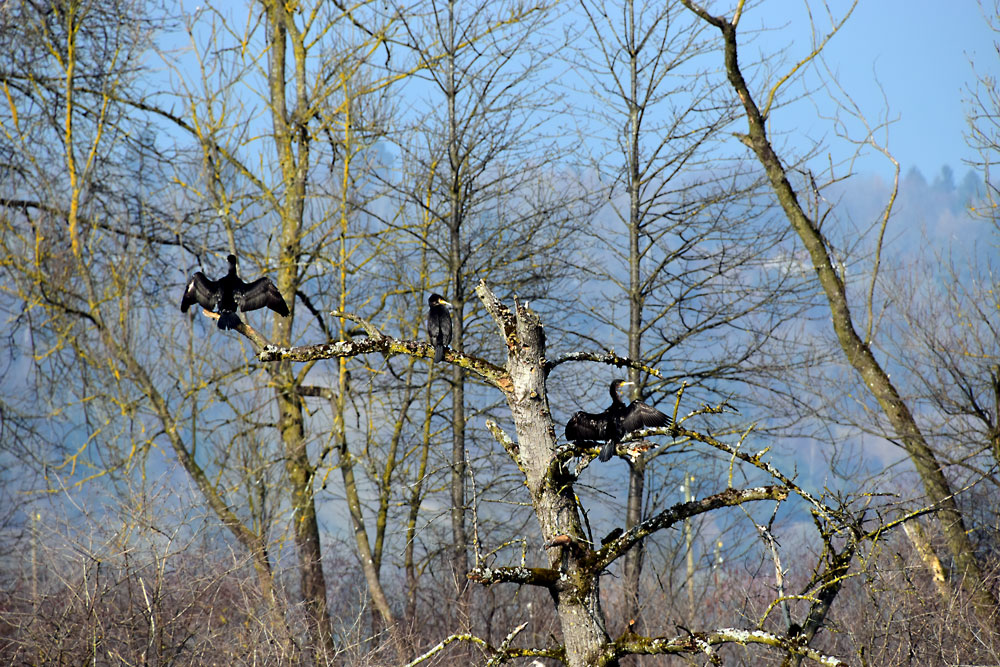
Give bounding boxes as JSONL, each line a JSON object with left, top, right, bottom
{"left": 258, "top": 284, "right": 821, "bottom": 666}
{"left": 475, "top": 284, "right": 613, "bottom": 666}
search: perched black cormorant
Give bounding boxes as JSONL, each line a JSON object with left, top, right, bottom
{"left": 427, "top": 293, "right": 453, "bottom": 362}
{"left": 180, "top": 254, "right": 289, "bottom": 330}
{"left": 565, "top": 380, "right": 671, "bottom": 462}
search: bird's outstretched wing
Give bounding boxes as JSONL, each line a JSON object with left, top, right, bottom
{"left": 236, "top": 277, "right": 290, "bottom": 316}
{"left": 565, "top": 411, "right": 609, "bottom": 441}
{"left": 180, "top": 272, "right": 220, "bottom": 312}
{"left": 621, "top": 402, "right": 671, "bottom": 434}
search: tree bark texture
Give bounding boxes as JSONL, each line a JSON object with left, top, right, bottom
{"left": 260, "top": 283, "right": 810, "bottom": 665}
{"left": 477, "top": 283, "right": 612, "bottom": 667}
{"left": 264, "top": 0, "right": 336, "bottom": 658}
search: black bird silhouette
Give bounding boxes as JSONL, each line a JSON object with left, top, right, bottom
{"left": 180, "top": 254, "right": 289, "bottom": 330}
{"left": 427, "top": 293, "right": 453, "bottom": 362}
{"left": 565, "top": 380, "right": 671, "bottom": 462}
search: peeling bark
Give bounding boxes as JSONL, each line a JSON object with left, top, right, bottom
{"left": 476, "top": 284, "right": 612, "bottom": 667}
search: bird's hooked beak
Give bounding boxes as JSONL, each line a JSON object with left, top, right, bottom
{"left": 618, "top": 380, "right": 636, "bottom": 399}
{"left": 439, "top": 298, "right": 453, "bottom": 308}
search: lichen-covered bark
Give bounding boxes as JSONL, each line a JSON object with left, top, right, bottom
{"left": 477, "top": 283, "right": 612, "bottom": 667}
{"left": 263, "top": 0, "right": 335, "bottom": 658}
{"left": 252, "top": 283, "right": 832, "bottom": 665}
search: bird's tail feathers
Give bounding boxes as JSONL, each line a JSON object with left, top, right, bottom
{"left": 434, "top": 345, "right": 446, "bottom": 363}
{"left": 598, "top": 442, "right": 615, "bottom": 462}
{"left": 218, "top": 312, "right": 242, "bottom": 330}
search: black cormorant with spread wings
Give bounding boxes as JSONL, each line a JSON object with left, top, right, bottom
{"left": 181, "top": 254, "right": 289, "bottom": 330}
{"left": 565, "top": 380, "right": 671, "bottom": 462}
{"left": 427, "top": 293, "right": 453, "bottom": 362}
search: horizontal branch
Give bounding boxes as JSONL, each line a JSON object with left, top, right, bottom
{"left": 594, "top": 486, "right": 788, "bottom": 570}
{"left": 468, "top": 565, "right": 564, "bottom": 589}
{"left": 545, "top": 350, "right": 666, "bottom": 377}
{"left": 614, "top": 627, "right": 846, "bottom": 666}
{"left": 249, "top": 310, "right": 511, "bottom": 390}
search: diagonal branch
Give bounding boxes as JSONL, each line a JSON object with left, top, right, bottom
{"left": 594, "top": 486, "right": 788, "bottom": 570}
{"left": 681, "top": 0, "right": 996, "bottom": 611}
{"left": 402, "top": 626, "right": 564, "bottom": 667}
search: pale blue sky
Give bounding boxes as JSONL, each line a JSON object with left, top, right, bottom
{"left": 775, "top": 1, "right": 996, "bottom": 178}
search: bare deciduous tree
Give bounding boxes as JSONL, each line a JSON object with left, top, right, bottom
{"left": 680, "top": 0, "right": 998, "bottom": 614}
